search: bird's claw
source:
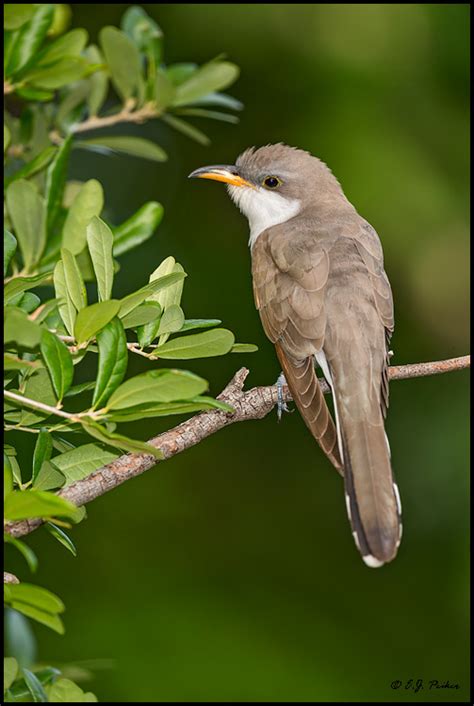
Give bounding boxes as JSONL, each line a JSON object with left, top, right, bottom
{"left": 276, "top": 372, "right": 293, "bottom": 422}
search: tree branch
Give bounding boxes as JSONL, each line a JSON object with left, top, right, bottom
{"left": 4, "top": 356, "right": 469, "bottom": 538}
{"left": 69, "top": 102, "right": 160, "bottom": 134}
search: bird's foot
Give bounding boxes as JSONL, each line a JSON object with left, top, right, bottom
{"left": 276, "top": 372, "right": 293, "bottom": 422}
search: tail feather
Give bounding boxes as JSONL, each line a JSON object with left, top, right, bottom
{"left": 275, "top": 343, "right": 342, "bottom": 473}
{"left": 339, "top": 410, "right": 402, "bottom": 567}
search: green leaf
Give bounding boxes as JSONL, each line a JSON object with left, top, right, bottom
{"left": 4, "top": 446, "right": 22, "bottom": 486}
{"left": 74, "top": 300, "right": 121, "bottom": 344}
{"left": 82, "top": 421, "right": 163, "bottom": 459}
{"left": 92, "top": 318, "right": 128, "bottom": 409}
{"left": 4, "top": 5, "right": 35, "bottom": 30}
{"left": 15, "top": 86, "right": 54, "bottom": 101}
{"left": 46, "top": 523, "right": 77, "bottom": 556}
{"left": 33, "top": 461, "right": 66, "bottom": 491}
{"left": 86, "top": 216, "right": 114, "bottom": 301}
{"left": 6, "top": 180, "right": 46, "bottom": 270}
{"left": 16, "top": 292, "right": 41, "bottom": 314}
{"left": 152, "top": 258, "right": 186, "bottom": 311}
{"left": 40, "top": 330, "right": 74, "bottom": 401}
{"left": 4, "top": 272, "right": 51, "bottom": 305}
{"left": 37, "top": 28, "right": 88, "bottom": 66}
{"left": 5, "top": 458, "right": 14, "bottom": 497}
{"left": 8, "top": 668, "right": 60, "bottom": 701}
{"left": 122, "top": 5, "right": 162, "bottom": 63}
{"left": 47, "top": 678, "right": 98, "bottom": 702}
{"left": 64, "top": 381, "right": 95, "bottom": 398}
{"left": 118, "top": 272, "right": 185, "bottom": 318}
{"left": 172, "top": 60, "right": 240, "bottom": 107}
{"left": 85, "top": 44, "right": 108, "bottom": 116}
{"left": 45, "top": 135, "right": 72, "bottom": 236}
{"left": 154, "top": 68, "right": 176, "bottom": 110}
{"left": 4, "top": 353, "right": 40, "bottom": 371}
{"left": 99, "top": 26, "right": 141, "bottom": 103}
{"left": 6, "top": 5, "right": 54, "bottom": 77}
{"left": 179, "top": 318, "right": 221, "bottom": 332}
{"left": 161, "top": 113, "right": 210, "bottom": 146}
{"left": 62, "top": 180, "right": 104, "bottom": 255}
{"left": 188, "top": 91, "right": 243, "bottom": 110}
{"left": 4, "top": 490, "right": 78, "bottom": 521}
{"left": 166, "top": 63, "right": 198, "bottom": 86}
{"left": 4, "top": 146, "right": 57, "bottom": 188}
{"left": 19, "top": 368, "right": 57, "bottom": 426}
{"left": 175, "top": 107, "right": 239, "bottom": 124}
{"left": 79, "top": 135, "right": 167, "bottom": 162}
{"left": 4, "top": 657, "right": 18, "bottom": 692}
{"left": 53, "top": 260, "right": 76, "bottom": 336}
{"left": 9, "top": 604, "right": 64, "bottom": 635}
{"left": 139, "top": 257, "right": 185, "bottom": 346}
{"left": 22, "top": 669, "right": 48, "bottom": 702}
{"left": 4, "top": 535, "right": 38, "bottom": 573}
{"left": 56, "top": 86, "right": 89, "bottom": 134}
{"left": 231, "top": 343, "right": 259, "bottom": 353}
{"left": 4, "top": 308, "right": 41, "bottom": 348}
{"left": 60, "top": 248, "right": 87, "bottom": 311}
{"left": 4, "top": 123, "right": 11, "bottom": 153}
{"left": 24, "top": 56, "right": 90, "bottom": 90}
{"left": 106, "top": 369, "right": 208, "bottom": 410}
{"left": 152, "top": 328, "right": 235, "bottom": 359}
{"left": 108, "top": 396, "right": 233, "bottom": 422}
{"left": 157, "top": 304, "right": 184, "bottom": 336}
{"left": 5, "top": 583, "right": 65, "bottom": 613}
{"left": 120, "top": 302, "right": 161, "bottom": 329}
{"left": 4, "top": 229, "right": 17, "bottom": 277}
{"left": 4, "top": 609, "right": 36, "bottom": 670}
{"left": 32, "top": 429, "right": 53, "bottom": 483}
{"left": 49, "top": 443, "right": 117, "bottom": 483}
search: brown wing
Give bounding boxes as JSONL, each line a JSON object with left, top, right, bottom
{"left": 252, "top": 227, "right": 342, "bottom": 472}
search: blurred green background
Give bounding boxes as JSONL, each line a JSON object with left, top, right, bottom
{"left": 7, "top": 4, "right": 469, "bottom": 702}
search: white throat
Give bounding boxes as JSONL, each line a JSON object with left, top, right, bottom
{"left": 228, "top": 185, "right": 301, "bottom": 248}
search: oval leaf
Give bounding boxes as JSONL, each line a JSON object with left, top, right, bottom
{"left": 40, "top": 329, "right": 74, "bottom": 401}
{"left": 99, "top": 26, "right": 141, "bottom": 102}
{"left": 152, "top": 328, "right": 235, "bottom": 359}
{"left": 74, "top": 300, "right": 121, "bottom": 345}
{"left": 173, "top": 60, "right": 240, "bottom": 107}
{"left": 4, "top": 489, "right": 78, "bottom": 521}
{"left": 86, "top": 216, "right": 114, "bottom": 301}
{"left": 32, "top": 429, "right": 53, "bottom": 484}
{"left": 62, "top": 179, "right": 104, "bottom": 255}
{"left": 60, "top": 248, "right": 87, "bottom": 311}
{"left": 92, "top": 318, "right": 128, "bottom": 409}
{"left": 80, "top": 136, "right": 167, "bottom": 163}
{"left": 6, "top": 180, "right": 46, "bottom": 271}
{"left": 106, "top": 369, "right": 208, "bottom": 410}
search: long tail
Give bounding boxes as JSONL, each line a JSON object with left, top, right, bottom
{"left": 336, "top": 396, "right": 402, "bottom": 567}
{"left": 275, "top": 343, "right": 342, "bottom": 473}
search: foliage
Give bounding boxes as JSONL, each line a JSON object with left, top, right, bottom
{"left": 4, "top": 4, "right": 250, "bottom": 702}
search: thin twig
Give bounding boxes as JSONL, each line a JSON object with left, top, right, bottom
{"left": 4, "top": 355, "right": 469, "bottom": 539}
{"left": 56, "top": 333, "right": 152, "bottom": 358}
{"left": 4, "top": 390, "right": 80, "bottom": 421}
{"left": 69, "top": 102, "right": 159, "bottom": 134}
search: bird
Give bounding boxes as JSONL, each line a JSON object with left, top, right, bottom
{"left": 189, "top": 143, "right": 402, "bottom": 568}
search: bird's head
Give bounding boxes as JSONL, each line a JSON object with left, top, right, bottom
{"left": 188, "top": 143, "right": 344, "bottom": 244}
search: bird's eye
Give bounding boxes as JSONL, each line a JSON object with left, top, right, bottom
{"left": 263, "top": 176, "right": 282, "bottom": 189}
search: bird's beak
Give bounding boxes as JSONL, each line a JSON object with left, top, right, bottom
{"left": 188, "top": 165, "right": 254, "bottom": 188}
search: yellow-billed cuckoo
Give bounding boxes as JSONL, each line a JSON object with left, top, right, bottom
{"left": 189, "top": 143, "right": 401, "bottom": 568}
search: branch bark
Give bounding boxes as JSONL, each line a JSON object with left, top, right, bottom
{"left": 4, "top": 356, "right": 469, "bottom": 539}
